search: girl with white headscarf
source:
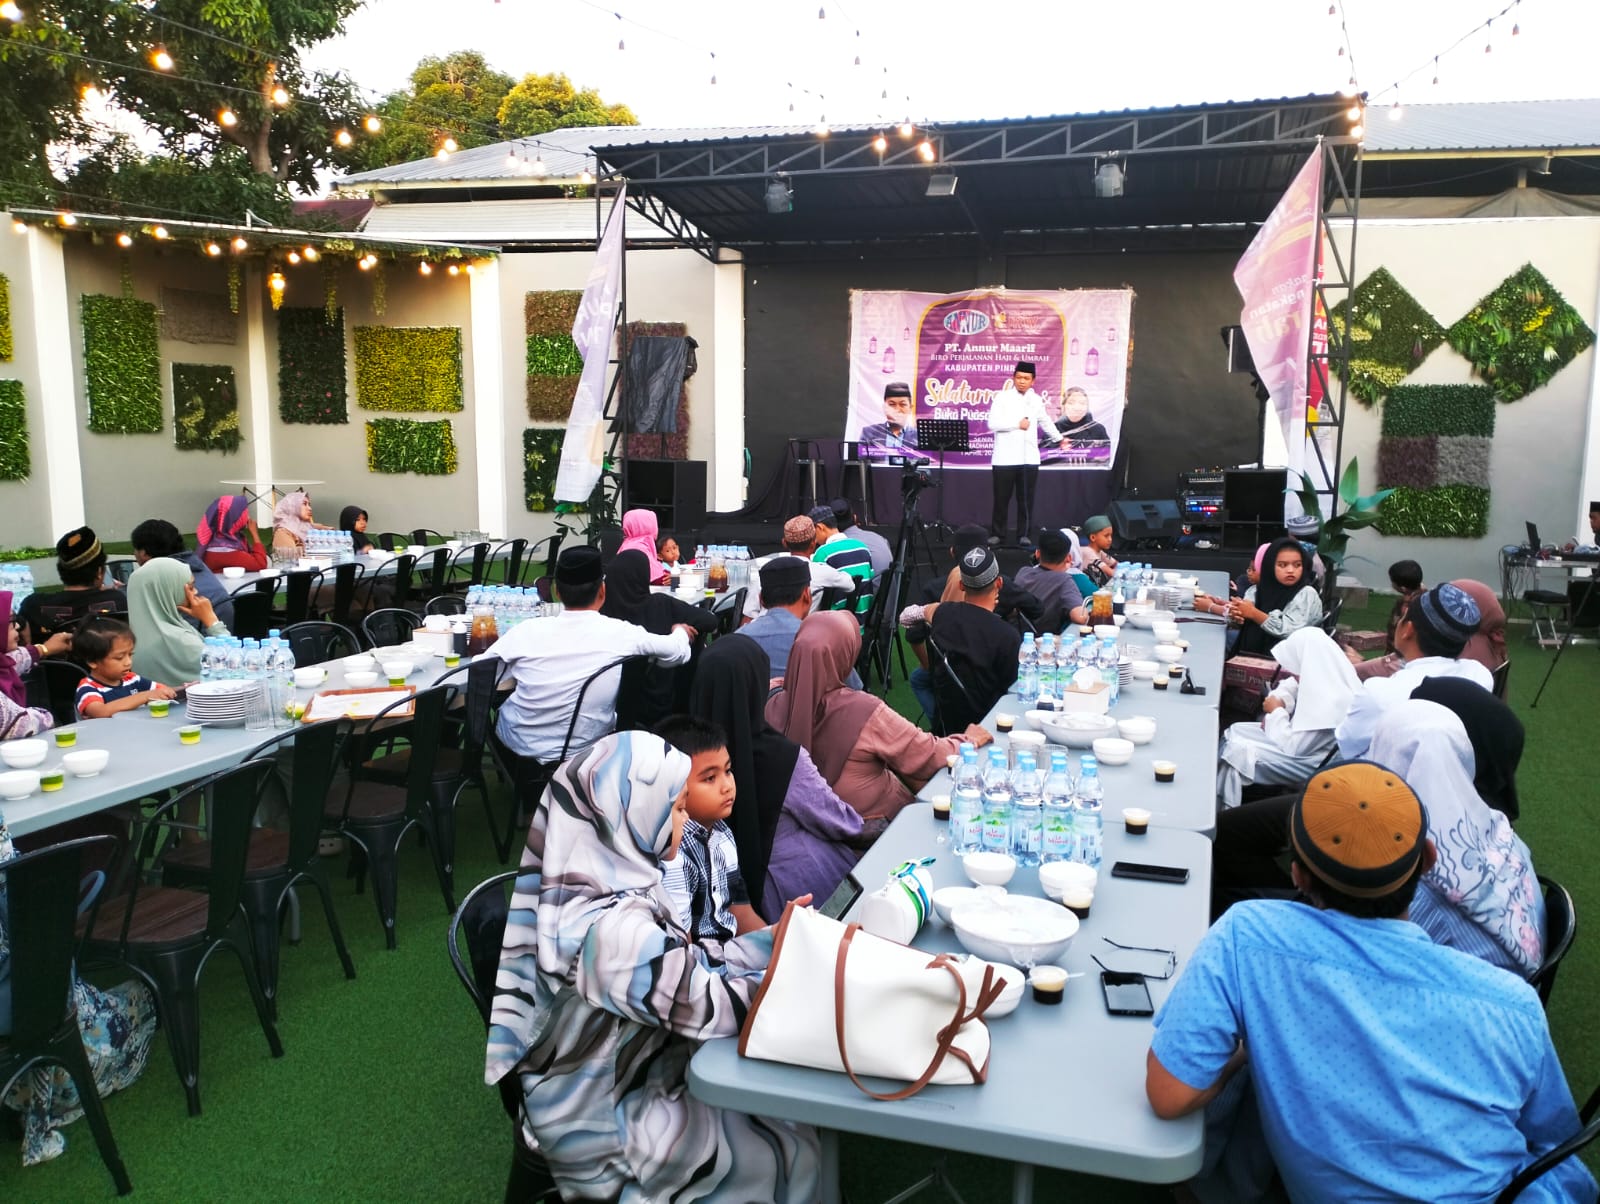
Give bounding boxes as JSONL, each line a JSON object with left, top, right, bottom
{"left": 1369, "top": 700, "right": 1544, "bottom": 978}
{"left": 1216, "top": 627, "right": 1359, "bottom": 809}
{"left": 486, "top": 731, "right": 819, "bottom": 1202}
{"left": 269, "top": 490, "right": 330, "bottom": 556}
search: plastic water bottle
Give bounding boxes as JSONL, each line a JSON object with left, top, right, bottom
{"left": 1042, "top": 752, "right": 1076, "bottom": 864}
{"left": 1074, "top": 756, "right": 1104, "bottom": 868}
{"left": 241, "top": 638, "right": 262, "bottom": 680}
{"left": 199, "top": 638, "right": 216, "bottom": 683}
{"left": 1010, "top": 751, "right": 1043, "bottom": 868}
{"left": 1037, "top": 633, "right": 1057, "bottom": 700}
{"left": 980, "top": 748, "right": 1014, "bottom": 855}
{"left": 223, "top": 637, "right": 244, "bottom": 680}
{"left": 1058, "top": 632, "right": 1078, "bottom": 677}
{"left": 1098, "top": 637, "right": 1120, "bottom": 707}
{"left": 1016, "top": 633, "right": 1038, "bottom": 704}
{"left": 951, "top": 745, "right": 984, "bottom": 855}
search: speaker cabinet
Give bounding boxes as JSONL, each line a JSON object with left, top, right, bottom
{"left": 623, "top": 460, "right": 707, "bottom": 535}
{"left": 1109, "top": 498, "right": 1183, "bottom": 546}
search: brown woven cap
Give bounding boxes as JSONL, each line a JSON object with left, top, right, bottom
{"left": 783, "top": 515, "right": 816, "bottom": 546}
{"left": 1290, "top": 762, "right": 1428, "bottom": 899}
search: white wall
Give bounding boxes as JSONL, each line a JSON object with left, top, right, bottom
{"left": 1313, "top": 215, "right": 1600, "bottom": 589}
{"left": 0, "top": 226, "right": 69, "bottom": 548}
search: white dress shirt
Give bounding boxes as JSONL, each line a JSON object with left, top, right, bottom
{"left": 489, "top": 609, "right": 691, "bottom": 762}
{"left": 742, "top": 554, "right": 855, "bottom": 620}
{"left": 1335, "top": 655, "right": 1494, "bottom": 761}
{"left": 986, "top": 386, "right": 1062, "bottom": 467}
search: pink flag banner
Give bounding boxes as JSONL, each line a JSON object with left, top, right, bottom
{"left": 1233, "top": 149, "right": 1326, "bottom": 492}
{"left": 845, "top": 288, "right": 1133, "bottom": 470}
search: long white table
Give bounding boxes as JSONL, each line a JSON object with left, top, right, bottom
{"left": 688, "top": 807, "right": 1213, "bottom": 1203}
{"left": 5, "top": 650, "right": 467, "bottom": 837}
{"left": 230, "top": 541, "right": 519, "bottom": 595}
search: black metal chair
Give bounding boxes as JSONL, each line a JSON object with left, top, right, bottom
{"left": 523, "top": 534, "right": 563, "bottom": 585}
{"left": 410, "top": 528, "right": 448, "bottom": 547}
{"left": 926, "top": 633, "right": 980, "bottom": 737}
{"left": 1318, "top": 597, "right": 1345, "bottom": 636}
{"left": 230, "top": 589, "right": 274, "bottom": 640}
{"left": 1, "top": 834, "right": 133, "bottom": 1195}
{"left": 1524, "top": 587, "right": 1571, "bottom": 648}
{"left": 446, "top": 870, "right": 562, "bottom": 1204}
{"left": 34, "top": 657, "right": 89, "bottom": 726}
{"left": 363, "top": 607, "right": 421, "bottom": 649}
{"left": 447, "top": 542, "right": 490, "bottom": 594}
{"left": 324, "top": 687, "right": 454, "bottom": 946}
{"left": 1532, "top": 875, "right": 1577, "bottom": 1011}
{"left": 1496, "top": 1081, "right": 1600, "bottom": 1201}
{"left": 425, "top": 594, "right": 468, "bottom": 617}
{"left": 357, "top": 554, "right": 414, "bottom": 622}
{"left": 709, "top": 587, "right": 747, "bottom": 637}
{"left": 282, "top": 620, "right": 362, "bottom": 667}
{"left": 160, "top": 720, "right": 356, "bottom": 1017}
{"left": 405, "top": 548, "right": 449, "bottom": 611}
{"left": 377, "top": 532, "right": 406, "bottom": 552}
{"left": 277, "top": 568, "right": 324, "bottom": 626}
{"left": 491, "top": 537, "right": 528, "bottom": 586}
{"left": 81, "top": 760, "right": 285, "bottom": 1115}
{"left": 1492, "top": 659, "right": 1511, "bottom": 700}
{"left": 328, "top": 561, "right": 365, "bottom": 628}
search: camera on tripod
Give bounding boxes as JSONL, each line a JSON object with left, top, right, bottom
{"left": 901, "top": 459, "right": 936, "bottom": 495}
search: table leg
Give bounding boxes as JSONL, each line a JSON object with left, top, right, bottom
{"left": 1010, "top": 1162, "right": 1034, "bottom": 1204}
{"left": 820, "top": 1128, "right": 841, "bottom": 1204}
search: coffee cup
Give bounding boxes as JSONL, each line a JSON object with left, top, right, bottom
{"left": 931, "top": 793, "right": 952, "bottom": 822}
{"left": 1062, "top": 887, "right": 1093, "bottom": 919}
{"left": 1123, "top": 807, "right": 1151, "bottom": 835}
{"left": 1029, "top": 965, "right": 1068, "bottom": 1006}
{"left": 1152, "top": 674, "right": 1169, "bottom": 691}
{"left": 1153, "top": 760, "right": 1177, "bottom": 784}
{"left": 995, "top": 714, "right": 1014, "bottom": 735}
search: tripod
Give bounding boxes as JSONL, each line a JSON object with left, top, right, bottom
{"left": 1530, "top": 568, "right": 1599, "bottom": 707}
{"left": 860, "top": 468, "right": 943, "bottom": 693}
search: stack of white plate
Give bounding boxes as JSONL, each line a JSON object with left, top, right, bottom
{"left": 1118, "top": 657, "right": 1133, "bottom": 687}
{"left": 183, "top": 680, "right": 256, "bottom": 726}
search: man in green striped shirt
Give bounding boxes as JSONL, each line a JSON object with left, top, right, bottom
{"left": 808, "top": 505, "right": 873, "bottom": 614}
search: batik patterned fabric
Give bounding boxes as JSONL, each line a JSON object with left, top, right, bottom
{"left": 485, "top": 732, "right": 819, "bottom": 1202}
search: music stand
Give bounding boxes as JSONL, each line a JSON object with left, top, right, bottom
{"left": 916, "top": 419, "right": 968, "bottom": 533}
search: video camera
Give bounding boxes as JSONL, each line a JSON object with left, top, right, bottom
{"left": 901, "top": 458, "right": 936, "bottom": 495}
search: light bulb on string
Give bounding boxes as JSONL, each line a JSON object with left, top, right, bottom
{"left": 219, "top": 108, "right": 237, "bottom": 127}
{"left": 152, "top": 225, "right": 169, "bottom": 240}
{"left": 531, "top": 155, "right": 547, "bottom": 177}
{"left": 0, "top": 1, "right": 22, "bottom": 20}
{"left": 11, "top": 220, "right": 26, "bottom": 234}
{"left": 335, "top": 129, "right": 353, "bottom": 147}
{"left": 443, "top": 136, "right": 458, "bottom": 153}
{"left": 917, "top": 139, "right": 935, "bottom": 162}
{"left": 1485, "top": 18, "right": 1492, "bottom": 52}
{"left": 872, "top": 133, "right": 887, "bottom": 153}
{"left": 364, "top": 115, "right": 382, "bottom": 133}
{"left": 1350, "top": 122, "right": 1364, "bottom": 139}
{"left": 268, "top": 272, "right": 285, "bottom": 293}
{"left": 899, "top": 121, "right": 914, "bottom": 138}
{"left": 505, "top": 148, "right": 519, "bottom": 170}
{"left": 302, "top": 245, "right": 319, "bottom": 262}
{"left": 205, "top": 241, "right": 222, "bottom": 256}
{"left": 815, "top": 119, "right": 829, "bottom": 137}
{"left": 579, "top": 168, "right": 595, "bottom": 185}
{"left": 1433, "top": 56, "right": 1440, "bottom": 85}
{"left": 58, "top": 212, "right": 76, "bottom": 226}
{"left": 287, "top": 251, "right": 301, "bottom": 264}
{"left": 1388, "top": 100, "right": 1402, "bottom": 121}
{"left": 418, "top": 261, "right": 433, "bottom": 276}
{"left": 1346, "top": 103, "right": 1361, "bottom": 120}
{"left": 150, "top": 47, "right": 174, "bottom": 71}
{"left": 271, "top": 86, "right": 289, "bottom": 106}
{"left": 116, "top": 232, "right": 132, "bottom": 248}
{"left": 448, "top": 264, "right": 460, "bottom": 276}
{"left": 231, "top": 236, "right": 247, "bottom": 251}
{"left": 358, "top": 256, "right": 373, "bottom": 271}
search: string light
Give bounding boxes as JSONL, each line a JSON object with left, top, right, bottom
{"left": 815, "top": 120, "right": 829, "bottom": 137}
{"left": 418, "top": 261, "right": 433, "bottom": 276}
{"left": 152, "top": 225, "right": 169, "bottom": 239}
{"left": 150, "top": 47, "right": 174, "bottom": 71}
{"left": 231, "top": 236, "right": 247, "bottom": 251}
{"left": 0, "top": 1, "right": 22, "bottom": 21}
{"left": 447, "top": 264, "right": 460, "bottom": 276}
{"left": 435, "top": 148, "right": 450, "bottom": 161}
{"left": 1350, "top": 122, "right": 1365, "bottom": 139}
{"left": 505, "top": 148, "right": 518, "bottom": 169}
{"left": 364, "top": 114, "right": 382, "bottom": 133}
{"left": 917, "top": 139, "right": 936, "bottom": 162}
{"left": 268, "top": 271, "right": 285, "bottom": 293}
{"left": 287, "top": 250, "right": 301, "bottom": 264}
{"left": 12, "top": 220, "right": 26, "bottom": 234}
{"left": 358, "top": 256, "right": 373, "bottom": 271}
{"left": 1346, "top": 103, "right": 1362, "bottom": 120}
{"left": 578, "top": 168, "right": 595, "bottom": 185}
{"left": 116, "top": 232, "right": 133, "bottom": 247}
{"left": 270, "top": 85, "right": 289, "bottom": 106}
{"left": 899, "top": 121, "right": 914, "bottom": 138}
{"left": 334, "top": 128, "right": 353, "bottom": 147}
{"left": 218, "top": 108, "right": 237, "bottom": 127}
{"left": 302, "top": 245, "right": 319, "bottom": 261}
{"left": 442, "top": 136, "right": 457, "bottom": 152}
{"left": 872, "top": 133, "right": 887, "bottom": 153}
{"left": 1389, "top": 101, "right": 1403, "bottom": 120}
{"left": 205, "top": 241, "right": 222, "bottom": 255}
{"left": 531, "top": 155, "right": 547, "bottom": 177}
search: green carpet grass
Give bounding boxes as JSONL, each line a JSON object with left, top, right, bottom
{"left": 7, "top": 595, "right": 1598, "bottom": 1201}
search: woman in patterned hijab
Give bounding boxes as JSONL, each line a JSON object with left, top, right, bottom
{"left": 485, "top": 731, "right": 818, "bottom": 1202}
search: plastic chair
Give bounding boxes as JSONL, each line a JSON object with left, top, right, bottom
{"left": 1, "top": 834, "right": 133, "bottom": 1195}
{"left": 230, "top": 589, "right": 274, "bottom": 640}
{"left": 282, "top": 620, "right": 362, "bottom": 667}
{"left": 446, "top": 870, "right": 562, "bottom": 1204}
{"left": 363, "top": 607, "right": 420, "bottom": 649}
{"left": 160, "top": 720, "right": 356, "bottom": 1017}
{"left": 81, "top": 760, "right": 285, "bottom": 1115}
{"left": 324, "top": 687, "right": 454, "bottom": 947}
{"left": 33, "top": 657, "right": 89, "bottom": 726}
{"left": 1532, "top": 875, "right": 1576, "bottom": 1010}
{"left": 1496, "top": 1080, "right": 1600, "bottom": 1201}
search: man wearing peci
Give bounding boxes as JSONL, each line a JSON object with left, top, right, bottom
{"left": 987, "top": 361, "right": 1063, "bottom": 548}
{"left": 859, "top": 381, "right": 920, "bottom": 452}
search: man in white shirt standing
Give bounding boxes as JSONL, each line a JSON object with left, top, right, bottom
{"left": 986, "top": 360, "right": 1064, "bottom": 549}
{"left": 490, "top": 546, "right": 696, "bottom": 765}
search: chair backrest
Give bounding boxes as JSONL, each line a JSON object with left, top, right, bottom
{"left": 244, "top": 718, "right": 347, "bottom": 869}
{"left": 710, "top": 587, "right": 747, "bottom": 636}
{"left": 528, "top": 533, "right": 564, "bottom": 583}
{"left": 1533, "top": 875, "right": 1577, "bottom": 1008}
{"left": 449, "top": 542, "right": 489, "bottom": 587}
{"left": 282, "top": 620, "right": 361, "bottom": 666}
{"left": 492, "top": 538, "right": 528, "bottom": 586}
{"left": 35, "top": 658, "right": 89, "bottom": 726}
{"left": 362, "top": 607, "right": 420, "bottom": 649}
{"left": 563, "top": 656, "right": 649, "bottom": 760}
{"left": 1319, "top": 597, "right": 1345, "bottom": 636}
{"left": 411, "top": 528, "right": 447, "bottom": 547}
{"left": 329, "top": 561, "right": 363, "bottom": 628}
{"left": 419, "top": 548, "right": 449, "bottom": 596}
{"left": 230, "top": 590, "right": 274, "bottom": 640}
{"left": 425, "top": 594, "right": 467, "bottom": 616}
{"left": 378, "top": 532, "right": 405, "bottom": 552}
{"left": 383, "top": 685, "right": 448, "bottom": 821}
{"left": 446, "top": 869, "right": 521, "bottom": 1025}
{"left": 926, "top": 633, "right": 979, "bottom": 736}
{"left": 459, "top": 657, "right": 504, "bottom": 781}
{"left": 282, "top": 569, "right": 322, "bottom": 626}
{"left": 2, "top": 834, "right": 120, "bottom": 1046}
{"left": 1496, "top": 1081, "right": 1600, "bottom": 1201}
{"left": 1491, "top": 659, "right": 1511, "bottom": 700}
{"left": 380, "top": 554, "right": 417, "bottom": 613}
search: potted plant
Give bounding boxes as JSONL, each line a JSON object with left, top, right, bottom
{"left": 1292, "top": 458, "right": 1394, "bottom": 589}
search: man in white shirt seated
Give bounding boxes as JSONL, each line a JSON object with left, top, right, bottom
{"left": 489, "top": 546, "right": 696, "bottom": 765}
{"left": 986, "top": 360, "right": 1063, "bottom": 549}
{"left": 1336, "top": 582, "right": 1492, "bottom": 760}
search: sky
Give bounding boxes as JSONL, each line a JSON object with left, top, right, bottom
{"left": 303, "top": 0, "right": 1600, "bottom": 134}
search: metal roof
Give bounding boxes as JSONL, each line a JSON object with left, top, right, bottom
{"left": 1363, "top": 99, "right": 1600, "bottom": 154}
{"left": 359, "top": 197, "right": 675, "bottom": 245}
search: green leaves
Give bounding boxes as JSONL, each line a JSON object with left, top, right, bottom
{"left": 82, "top": 293, "right": 162, "bottom": 434}
{"left": 1445, "top": 264, "right": 1595, "bottom": 402}
{"left": 366, "top": 418, "right": 459, "bottom": 475}
{"left": 525, "top": 291, "right": 584, "bottom": 422}
{"left": 0, "top": 379, "right": 29, "bottom": 481}
{"left": 1295, "top": 459, "right": 1393, "bottom": 569}
{"left": 1374, "top": 485, "right": 1490, "bottom": 539}
{"left": 523, "top": 428, "right": 565, "bottom": 512}
{"left": 278, "top": 305, "right": 348, "bottom": 424}
{"left": 0, "top": 273, "right": 12, "bottom": 362}
{"left": 1380, "top": 384, "right": 1495, "bottom": 438}
{"left": 353, "top": 326, "right": 464, "bottom": 412}
{"left": 172, "top": 363, "right": 241, "bottom": 454}
{"left": 526, "top": 334, "right": 583, "bottom": 377}
{"left": 1328, "top": 268, "right": 1445, "bottom": 407}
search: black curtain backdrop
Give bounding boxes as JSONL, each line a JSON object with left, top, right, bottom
{"left": 741, "top": 249, "right": 1265, "bottom": 530}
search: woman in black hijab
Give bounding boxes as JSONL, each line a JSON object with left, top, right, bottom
{"left": 688, "top": 635, "right": 877, "bottom": 920}
{"left": 1411, "top": 676, "right": 1525, "bottom": 822}
{"left": 1232, "top": 535, "right": 1323, "bottom": 656}
{"left": 338, "top": 505, "right": 373, "bottom": 552}
{"left": 603, "top": 550, "right": 716, "bottom": 730}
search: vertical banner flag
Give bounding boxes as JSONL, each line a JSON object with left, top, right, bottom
{"left": 556, "top": 183, "right": 627, "bottom": 503}
{"left": 844, "top": 288, "right": 1134, "bottom": 469}
{"left": 1233, "top": 149, "right": 1325, "bottom": 498}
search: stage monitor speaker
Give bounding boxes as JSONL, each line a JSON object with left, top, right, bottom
{"left": 1223, "top": 469, "right": 1286, "bottom": 524}
{"left": 1109, "top": 498, "right": 1183, "bottom": 546}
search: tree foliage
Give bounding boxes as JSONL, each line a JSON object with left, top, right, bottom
{"left": 498, "top": 71, "right": 636, "bottom": 137}
{"left": 351, "top": 50, "right": 514, "bottom": 169}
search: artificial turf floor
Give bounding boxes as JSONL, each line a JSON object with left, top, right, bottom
{"left": 7, "top": 595, "right": 1598, "bottom": 1202}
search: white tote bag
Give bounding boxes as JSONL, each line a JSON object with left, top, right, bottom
{"left": 739, "top": 901, "right": 1003, "bottom": 1099}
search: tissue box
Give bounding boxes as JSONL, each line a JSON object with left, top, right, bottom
{"left": 1054, "top": 680, "right": 1110, "bottom": 715}
{"left": 411, "top": 628, "right": 456, "bottom": 655}
{"left": 1223, "top": 655, "right": 1280, "bottom": 694}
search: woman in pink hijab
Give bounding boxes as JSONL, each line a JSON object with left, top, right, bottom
{"left": 617, "top": 508, "right": 669, "bottom": 584}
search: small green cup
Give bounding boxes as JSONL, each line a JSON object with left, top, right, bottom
{"left": 444, "top": 653, "right": 461, "bottom": 668}
{"left": 178, "top": 725, "right": 202, "bottom": 745}
{"left": 53, "top": 728, "right": 76, "bottom": 748}
{"left": 148, "top": 699, "right": 171, "bottom": 718}
{"left": 40, "top": 769, "right": 65, "bottom": 792}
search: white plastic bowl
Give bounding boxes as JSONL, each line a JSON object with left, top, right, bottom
{"left": 62, "top": 748, "right": 109, "bottom": 777}
{"left": 222, "top": 565, "right": 245, "bottom": 579}
{"left": 1039, "top": 712, "right": 1118, "bottom": 748}
{"left": 379, "top": 659, "right": 414, "bottom": 680}
{"left": 293, "top": 667, "right": 326, "bottom": 689}
{"left": 1118, "top": 716, "right": 1158, "bottom": 745}
{"left": 962, "top": 850, "right": 1017, "bottom": 887}
{"left": 1093, "top": 624, "right": 1120, "bottom": 641}
{"left": 1039, "top": 860, "right": 1098, "bottom": 901}
{"left": 1129, "top": 659, "right": 1160, "bottom": 680}
{"left": 1124, "top": 608, "right": 1176, "bottom": 630}
{"left": 962, "top": 960, "right": 1026, "bottom": 1017}
{"left": 343, "top": 654, "right": 376, "bottom": 673}
{"left": 0, "top": 738, "right": 48, "bottom": 769}
{"left": 345, "top": 671, "right": 379, "bottom": 689}
{"left": 1092, "top": 737, "right": 1135, "bottom": 766}
{"left": 951, "top": 894, "right": 1079, "bottom": 967}
{"left": 931, "top": 885, "right": 988, "bottom": 926}
{"left": 1153, "top": 643, "right": 1184, "bottom": 662}
{"left": 0, "top": 769, "right": 41, "bottom": 800}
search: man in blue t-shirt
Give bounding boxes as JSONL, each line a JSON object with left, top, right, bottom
{"left": 1148, "top": 762, "right": 1596, "bottom": 1204}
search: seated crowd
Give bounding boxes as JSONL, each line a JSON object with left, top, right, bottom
{"left": 2, "top": 498, "right": 1590, "bottom": 1204}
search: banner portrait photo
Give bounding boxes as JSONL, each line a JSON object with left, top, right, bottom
{"left": 845, "top": 288, "right": 1135, "bottom": 470}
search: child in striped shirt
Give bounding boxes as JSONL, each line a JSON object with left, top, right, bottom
{"left": 71, "top": 617, "right": 176, "bottom": 719}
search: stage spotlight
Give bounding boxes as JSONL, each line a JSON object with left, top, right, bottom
{"left": 764, "top": 176, "right": 794, "bottom": 214}
{"left": 1094, "top": 159, "right": 1125, "bottom": 198}
{"left": 926, "top": 173, "right": 958, "bottom": 197}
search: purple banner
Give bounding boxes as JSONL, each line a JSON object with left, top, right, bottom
{"left": 845, "top": 288, "right": 1133, "bottom": 469}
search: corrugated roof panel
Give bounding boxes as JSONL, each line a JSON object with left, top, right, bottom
{"left": 358, "top": 198, "right": 674, "bottom": 243}
{"left": 1364, "top": 99, "right": 1600, "bottom": 152}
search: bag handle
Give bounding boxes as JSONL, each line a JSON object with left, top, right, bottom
{"left": 831, "top": 923, "right": 1004, "bottom": 1100}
